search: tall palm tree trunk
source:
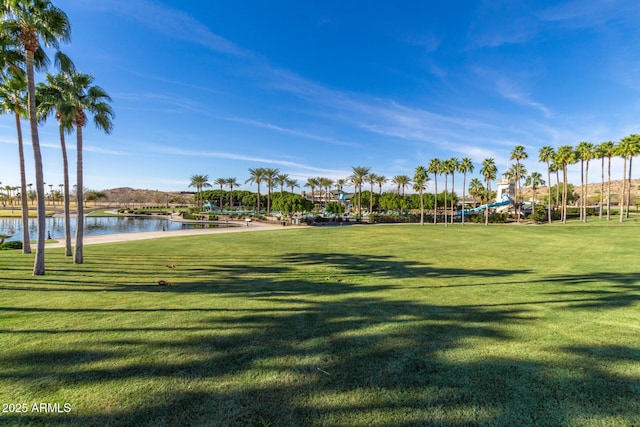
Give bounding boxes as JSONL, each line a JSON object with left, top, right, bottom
{"left": 626, "top": 157, "right": 632, "bottom": 218}
{"left": 599, "top": 156, "right": 605, "bottom": 219}
{"left": 26, "top": 51, "right": 46, "bottom": 274}
{"left": 584, "top": 161, "right": 589, "bottom": 222}
{"left": 443, "top": 173, "right": 448, "bottom": 227}
{"left": 607, "top": 156, "right": 612, "bottom": 220}
{"left": 579, "top": 160, "right": 584, "bottom": 221}
{"left": 562, "top": 165, "right": 568, "bottom": 224}
{"left": 433, "top": 175, "right": 438, "bottom": 225}
{"left": 74, "top": 124, "right": 84, "bottom": 264}
{"left": 59, "top": 124, "right": 72, "bottom": 256}
{"left": 450, "top": 173, "right": 454, "bottom": 225}
{"left": 620, "top": 156, "right": 627, "bottom": 223}
{"left": 15, "top": 111, "right": 31, "bottom": 254}
{"left": 461, "top": 173, "right": 467, "bottom": 226}
{"left": 546, "top": 162, "right": 552, "bottom": 224}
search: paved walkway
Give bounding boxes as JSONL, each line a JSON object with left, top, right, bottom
{"left": 46, "top": 221, "right": 286, "bottom": 249}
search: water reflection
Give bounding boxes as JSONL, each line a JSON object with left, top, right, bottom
{"left": 0, "top": 217, "right": 214, "bottom": 242}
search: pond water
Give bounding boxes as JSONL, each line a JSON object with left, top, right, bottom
{"left": 0, "top": 216, "right": 215, "bottom": 242}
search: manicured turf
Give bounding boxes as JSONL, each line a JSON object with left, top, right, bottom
{"left": 1, "top": 222, "right": 639, "bottom": 426}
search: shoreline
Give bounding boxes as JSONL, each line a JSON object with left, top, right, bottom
{"left": 44, "top": 221, "right": 287, "bottom": 248}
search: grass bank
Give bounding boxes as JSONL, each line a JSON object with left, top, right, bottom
{"left": 0, "top": 224, "right": 639, "bottom": 425}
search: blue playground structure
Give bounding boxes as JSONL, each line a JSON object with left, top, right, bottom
{"left": 458, "top": 194, "right": 511, "bottom": 215}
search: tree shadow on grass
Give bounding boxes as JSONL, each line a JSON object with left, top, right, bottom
{"left": 2, "top": 254, "right": 640, "bottom": 425}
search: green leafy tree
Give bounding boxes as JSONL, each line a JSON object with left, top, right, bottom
{"left": 272, "top": 193, "right": 312, "bottom": 219}
{"left": 325, "top": 201, "right": 344, "bottom": 215}
{"left": 2, "top": 0, "right": 71, "bottom": 274}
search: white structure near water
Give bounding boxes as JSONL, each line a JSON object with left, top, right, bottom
{"left": 496, "top": 178, "right": 515, "bottom": 203}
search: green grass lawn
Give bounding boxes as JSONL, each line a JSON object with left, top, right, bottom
{"left": 1, "top": 223, "right": 639, "bottom": 426}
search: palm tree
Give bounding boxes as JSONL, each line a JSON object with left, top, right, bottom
{"left": 481, "top": 158, "right": 497, "bottom": 225}
{"left": 448, "top": 158, "right": 459, "bottom": 224}
{"left": 262, "top": 168, "right": 279, "bottom": 215}
{"left": 276, "top": 173, "right": 289, "bottom": 195}
{"left": 623, "top": 134, "right": 640, "bottom": 218}
{"left": 245, "top": 168, "right": 265, "bottom": 213}
{"left": 524, "top": 172, "right": 545, "bottom": 217}
{"left": 349, "top": 166, "right": 371, "bottom": 220}
{"left": 188, "top": 174, "right": 210, "bottom": 209}
{"left": 510, "top": 145, "right": 528, "bottom": 222}
{"left": 391, "top": 175, "right": 410, "bottom": 197}
{"left": 225, "top": 177, "right": 239, "bottom": 210}
{"left": 597, "top": 141, "right": 615, "bottom": 220}
{"left": 365, "top": 173, "right": 377, "bottom": 215}
{"left": 575, "top": 141, "right": 594, "bottom": 222}
{"left": 213, "top": 177, "right": 226, "bottom": 210}
{"left": 375, "top": 174, "right": 387, "bottom": 211}
{"left": 0, "top": 69, "right": 31, "bottom": 253}
{"left": 36, "top": 57, "right": 77, "bottom": 256}
{"left": 2, "top": 0, "right": 71, "bottom": 274}
{"left": 48, "top": 71, "right": 113, "bottom": 264}
{"left": 335, "top": 178, "right": 346, "bottom": 193}
{"left": 468, "top": 178, "right": 484, "bottom": 207}
{"left": 538, "top": 146, "right": 555, "bottom": 224}
{"left": 285, "top": 178, "right": 299, "bottom": 194}
{"left": 427, "top": 159, "right": 441, "bottom": 224}
{"left": 458, "top": 157, "right": 474, "bottom": 226}
{"left": 616, "top": 135, "right": 639, "bottom": 222}
{"left": 413, "top": 166, "right": 429, "bottom": 225}
{"left": 550, "top": 160, "right": 561, "bottom": 212}
{"left": 305, "top": 177, "right": 319, "bottom": 208}
{"left": 318, "top": 177, "right": 333, "bottom": 207}
{"left": 555, "top": 145, "right": 575, "bottom": 224}
{"left": 441, "top": 159, "right": 455, "bottom": 226}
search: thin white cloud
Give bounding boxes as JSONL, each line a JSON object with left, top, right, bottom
{"left": 88, "top": 0, "right": 252, "bottom": 58}
{"left": 224, "top": 117, "right": 360, "bottom": 148}
{"left": 156, "top": 145, "right": 349, "bottom": 176}
{"left": 495, "top": 78, "right": 551, "bottom": 117}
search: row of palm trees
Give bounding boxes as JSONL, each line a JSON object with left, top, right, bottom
{"left": 538, "top": 135, "right": 640, "bottom": 224}
{"left": 190, "top": 134, "right": 640, "bottom": 226}
{"left": 1, "top": 0, "right": 114, "bottom": 275}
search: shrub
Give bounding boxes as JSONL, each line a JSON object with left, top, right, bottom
{"left": 0, "top": 241, "right": 22, "bottom": 250}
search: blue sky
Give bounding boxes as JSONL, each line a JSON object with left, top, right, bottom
{"left": 2, "top": 0, "right": 640, "bottom": 193}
